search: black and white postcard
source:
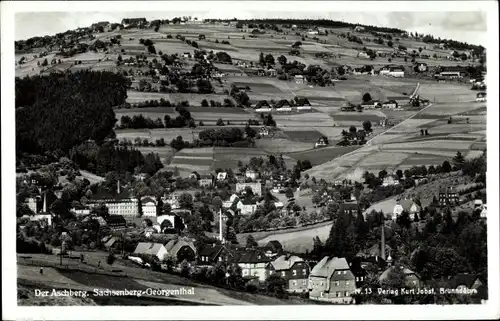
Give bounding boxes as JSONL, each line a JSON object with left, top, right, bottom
{"left": 2, "top": 1, "right": 499, "bottom": 320}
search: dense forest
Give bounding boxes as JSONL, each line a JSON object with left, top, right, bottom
{"left": 16, "top": 71, "right": 129, "bottom": 154}
{"left": 16, "top": 71, "right": 163, "bottom": 176}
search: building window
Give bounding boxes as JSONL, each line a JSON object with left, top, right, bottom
{"left": 337, "top": 271, "right": 341, "bottom": 275}
{"left": 345, "top": 292, "right": 349, "bottom": 297}
{"left": 336, "top": 292, "right": 341, "bottom": 297}
{"left": 343, "top": 271, "right": 347, "bottom": 274}
{"left": 346, "top": 281, "right": 349, "bottom": 286}
{"left": 282, "top": 271, "right": 286, "bottom": 277}
{"left": 356, "top": 277, "right": 358, "bottom": 282}
{"left": 335, "top": 281, "right": 340, "bottom": 286}
{"left": 219, "top": 257, "right": 222, "bottom": 262}
{"left": 412, "top": 280, "right": 417, "bottom": 285}
{"left": 302, "top": 269, "right": 306, "bottom": 275}
{"left": 292, "top": 280, "right": 297, "bottom": 286}
{"left": 360, "top": 276, "right": 364, "bottom": 281}
{"left": 303, "top": 280, "right": 307, "bottom": 286}
{"left": 293, "top": 270, "right": 297, "bottom": 276}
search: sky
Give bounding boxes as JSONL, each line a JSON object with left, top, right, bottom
{"left": 14, "top": 4, "right": 488, "bottom": 46}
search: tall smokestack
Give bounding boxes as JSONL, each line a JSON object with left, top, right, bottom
{"left": 43, "top": 192, "right": 47, "bottom": 213}
{"left": 381, "top": 218, "right": 386, "bottom": 260}
{"left": 219, "top": 209, "right": 224, "bottom": 242}
{"left": 117, "top": 180, "right": 121, "bottom": 194}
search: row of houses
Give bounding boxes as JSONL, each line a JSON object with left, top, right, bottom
{"left": 254, "top": 98, "right": 312, "bottom": 113}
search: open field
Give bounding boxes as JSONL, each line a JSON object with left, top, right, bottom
{"left": 255, "top": 138, "right": 313, "bottom": 154}
{"left": 170, "top": 147, "right": 214, "bottom": 173}
{"left": 273, "top": 112, "right": 335, "bottom": 127}
{"left": 236, "top": 220, "right": 333, "bottom": 252}
{"left": 213, "top": 147, "right": 296, "bottom": 170}
{"left": 284, "top": 130, "right": 324, "bottom": 142}
{"left": 115, "top": 128, "right": 199, "bottom": 143}
{"left": 126, "top": 91, "right": 232, "bottom": 105}
{"left": 137, "top": 146, "right": 176, "bottom": 163}
{"left": 287, "top": 146, "right": 360, "bottom": 166}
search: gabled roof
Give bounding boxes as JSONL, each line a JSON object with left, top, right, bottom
{"left": 379, "top": 265, "right": 417, "bottom": 281}
{"left": 165, "top": 238, "right": 196, "bottom": 258}
{"left": 199, "top": 244, "right": 233, "bottom": 260}
{"left": 447, "top": 273, "right": 481, "bottom": 289}
{"left": 295, "top": 97, "right": 311, "bottom": 106}
{"left": 233, "top": 248, "right": 273, "bottom": 264}
{"left": 105, "top": 215, "right": 127, "bottom": 225}
{"left": 141, "top": 196, "right": 156, "bottom": 204}
{"left": 270, "top": 254, "right": 304, "bottom": 271}
{"left": 133, "top": 242, "right": 166, "bottom": 256}
{"left": 310, "top": 256, "right": 350, "bottom": 278}
{"left": 275, "top": 99, "right": 291, "bottom": 108}
{"left": 255, "top": 100, "right": 270, "bottom": 108}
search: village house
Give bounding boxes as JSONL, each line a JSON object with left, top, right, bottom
{"left": 236, "top": 199, "right": 258, "bottom": 216}
{"left": 294, "top": 75, "right": 307, "bottom": 84}
{"left": 233, "top": 248, "right": 274, "bottom": 281}
{"left": 25, "top": 197, "right": 38, "bottom": 214}
{"left": 388, "top": 66, "right": 405, "bottom": 78}
{"left": 339, "top": 201, "right": 359, "bottom": 215}
{"left": 361, "top": 100, "right": 381, "bottom": 109}
{"left": 198, "top": 244, "right": 234, "bottom": 266}
{"left": 133, "top": 242, "right": 168, "bottom": 261}
{"left": 102, "top": 235, "right": 122, "bottom": 251}
{"left": 308, "top": 256, "right": 357, "bottom": 304}
{"left": 121, "top": 18, "right": 147, "bottom": 28}
{"left": 259, "top": 127, "right": 270, "bottom": 136}
{"left": 382, "top": 174, "right": 400, "bottom": 187}
{"left": 266, "top": 255, "right": 310, "bottom": 293}
{"left": 392, "top": 199, "right": 421, "bottom": 220}
{"left": 141, "top": 196, "right": 157, "bottom": 216}
{"left": 275, "top": 99, "right": 291, "bottom": 109}
{"left": 437, "top": 66, "right": 468, "bottom": 78}
{"left": 255, "top": 100, "right": 271, "bottom": 109}
{"left": 105, "top": 215, "right": 127, "bottom": 229}
{"left": 415, "top": 62, "right": 428, "bottom": 72}
{"left": 266, "top": 68, "right": 277, "bottom": 77}
{"left": 379, "top": 265, "right": 421, "bottom": 287}
{"left": 382, "top": 100, "right": 399, "bottom": 109}
{"left": 354, "top": 25, "right": 365, "bottom": 32}
{"left": 164, "top": 238, "right": 197, "bottom": 262}
{"left": 216, "top": 171, "right": 228, "bottom": 181}
{"left": 439, "top": 186, "right": 459, "bottom": 207}
{"left": 476, "top": 92, "right": 487, "bottom": 102}
{"left": 447, "top": 273, "right": 488, "bottom": 303}
{"left": 182, "top": 52, "right": 191, "bottom": 59}
{"left": 295, "top": 97, "right": 312, "bottom": 107}
{"left": 244, "top": 169, "right": 259, "bottom": 180}
{"left": 198, "top": 174, "right": 214, "bottom": 188}
{"left": 315, "top": 136, "right": 328, "bottom": 148}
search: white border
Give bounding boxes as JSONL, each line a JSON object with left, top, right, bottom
{"left": 2, "top": 1, "right": 499, "bottom": 320}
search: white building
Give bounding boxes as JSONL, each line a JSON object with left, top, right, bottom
{"left": 25, "top": 197, "right": 38, "bottom": 214}
{"left": 141, "top": 196, "right": 157, "bottom": 216}
{"left": 382, "top": 175, "right": 400, "bottom": 187}
{"left": 87, "top": 197, "right": 139, "bottom": 216}
{"left": 295, "top": 75, "right": 306, "bottom": 84}
{"left": 133, "top": 242, "right": 168, "bottom": 261}
{"left": 245, "top": 170, "right": 259, "bottom": 180}
{"left": 236, "top": 182, "right": 262, "bottom": 196}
